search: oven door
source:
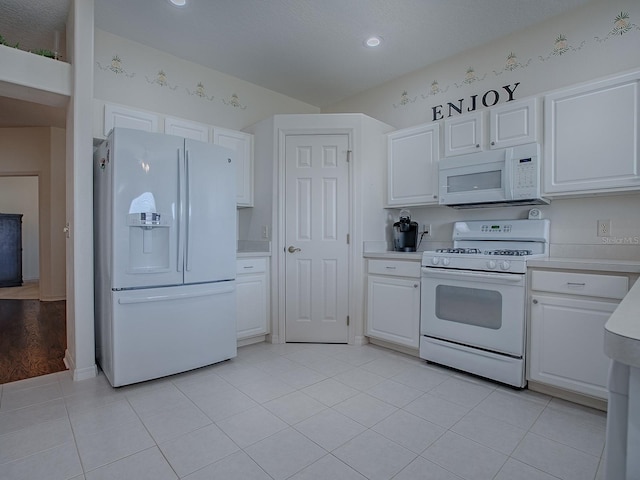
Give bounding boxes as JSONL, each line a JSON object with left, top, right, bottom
{"left": 420, "top": 267, "right": 525, "bottom": 357}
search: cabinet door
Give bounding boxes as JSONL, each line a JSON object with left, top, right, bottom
{"left": 444, "top": 111, "right": 483, "bottom": 157}
{"left": 104, "top": 104, "right": 158, "bottom": 136}
{"left": 213, "top": 128, "right": 254, "bottom": 207}
{"left": 529, "top": 294, "right": 617, "bottom": 399}
{"left": 489, "top": 98, "right": 537, "bottom": 149}
{"left": 164, "top": 116, "right": 209, "bottom": 142}
{"left": 366, "top": 275, "right": 420, "bottom": 348}
{"left": 387, "top": 123, "right": 440, "bottom": 206}
{"left": 544, "top": 71, "right": 640, "bottom": 196}
{"left": 236, "top": 270, "right": 268, "bottom": 339}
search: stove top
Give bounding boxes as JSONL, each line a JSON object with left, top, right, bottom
{"left": 422, "top": 219, "right": 550, "bottom": 274}
{"left": 436, "top": 248, "right": 533, "bottom": 256}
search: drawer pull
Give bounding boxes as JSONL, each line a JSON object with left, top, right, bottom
{"left": 567, "top": 282, "right": 586, "bottom": 287}
{"left": 385, "top": 266, "right": 397, "bottom": 269}
{"left": 243, "top": 266, "right": 254, "bottom": 269}
{"left": 414, "top": 284, "right": 419, "bottom": 288}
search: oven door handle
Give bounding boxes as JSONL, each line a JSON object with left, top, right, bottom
{"left": 421, "top": 267, "right": 524, "bottom": 285}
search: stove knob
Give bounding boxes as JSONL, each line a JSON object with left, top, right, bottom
{"left": 442, "top": 258, "right": 450, "bottom": 266}
{"left": 487, "top": 260, "right": 497, "bottom": 269}
{"left": 431, "top": 257, "right": 440, "bottom": 265}
{"left": 500, "top": 261, "right": 511, "bottom": 270}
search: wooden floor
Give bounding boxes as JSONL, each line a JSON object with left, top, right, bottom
{"left": 0, "top": 282, "right": 67, "bottom": 384}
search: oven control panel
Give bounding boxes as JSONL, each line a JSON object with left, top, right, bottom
{"left": 480, "top": 224, "right": 512, "bottom": 233}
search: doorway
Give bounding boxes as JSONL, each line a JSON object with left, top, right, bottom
{"left": 284, "top": 134, "right": 350, "bottom": 343}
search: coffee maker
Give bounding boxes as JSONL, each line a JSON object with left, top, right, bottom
{"left": 393, "top": 209, "right": 419, "bottom": 252}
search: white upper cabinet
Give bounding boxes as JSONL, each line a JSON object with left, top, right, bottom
{"left": 444, "top": 111, "right": 483, "bottom": 157}
{"left": 544, "top": 70, "right": 640, "bottom": 196}
{"left": 164, "top": 116, "right": 209, "bottom": 142}
{"left": 489, "top": 97, "right": 538, "bottom": 149}
{"left": 387, "top": 122, "right": 440, "bottom": 207}
{"left": 213, "top": 127, "right": 254, "bottom": 207}
{"left": 444, "top": 98, "right": 538, "bottom": 157}
{"left": 104, "top": 103, "right": 158, "bottom": 136}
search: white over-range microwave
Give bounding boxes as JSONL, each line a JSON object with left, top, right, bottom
{"left": 438, "top": 142, "right": 549, "bottom": 208}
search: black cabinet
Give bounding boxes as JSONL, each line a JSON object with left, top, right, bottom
{"left": 0, "top": 213, "right": 23, "bottom": 287}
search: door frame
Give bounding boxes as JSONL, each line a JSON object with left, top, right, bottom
{"left": 275, "top": 126, "right": 357, "bottom": 344}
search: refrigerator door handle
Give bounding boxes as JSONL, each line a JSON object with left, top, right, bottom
{"left": 177, "top": 149, "right": 184, "bottom": 273}
{"left": 185, "top": 149, "right": 192, "bottom": 272}
{"left": 117, "top": 285, "right": 235, "bottom": 304}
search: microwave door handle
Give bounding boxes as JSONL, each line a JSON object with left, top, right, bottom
{"left": 504, "top": 148, "right": 514, "bottom": 200}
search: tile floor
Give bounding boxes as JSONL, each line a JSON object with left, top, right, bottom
{"left": 0, "top": 342, "right": 607, "bottom": 480}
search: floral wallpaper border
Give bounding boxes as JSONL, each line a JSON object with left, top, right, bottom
{"left": 96, "top": 54, "right": 249, "bottom": 110}
{"left": 393, "top": 10, "right": 639, "bottom": 109}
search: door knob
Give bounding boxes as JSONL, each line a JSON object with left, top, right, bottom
{"left": 288, "top": 246, "right": 301, "bottom": 253}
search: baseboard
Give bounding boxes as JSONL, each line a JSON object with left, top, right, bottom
{"left": 527, "top": 380, "right": 608, "bottom": 411}
{"left": 368, "top": 337, "right": 420, "bottom": 358}
{"left": 353, "top": 335, "right": 369, "bottom": 346}
{"left": 64, "top": 349, "right": 98, "bottom": 382}
{"left": 40, "top": 295, "right": 66, "bottom": 302}
{"left": 237, "top": 335, "right": 267, "bottom": 347}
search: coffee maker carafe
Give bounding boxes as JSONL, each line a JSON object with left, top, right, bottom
{"left": 393, "top": 209, "right": 419, "bottom": 252}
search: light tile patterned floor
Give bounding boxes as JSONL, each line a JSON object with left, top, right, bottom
{"left": 0, "top": 342, "right": 607, "bottom": 480}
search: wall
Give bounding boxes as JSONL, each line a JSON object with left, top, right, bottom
{"left": 324, "top": 0, "right": 640, "bottom": 259}
{"left": 0, "top": 176, "right": 39, "bottom": 280}
{"left": 0, "top": 127, "right": 67, "bottom": 297}
{"left": 93, "top": 29, "right": 320, "bottom": 135}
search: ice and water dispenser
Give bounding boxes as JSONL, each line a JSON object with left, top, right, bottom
{"left": 127, "top": 192, "right": 170, "bottom": 272}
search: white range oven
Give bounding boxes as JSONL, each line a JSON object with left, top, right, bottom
{"left": 420, "top": 219, "right": 550, "bottom": 387}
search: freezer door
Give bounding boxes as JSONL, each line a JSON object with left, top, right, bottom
{"left": 110, "top": 128, "right": 184, "bottom": 289}
{"left": 106, "top": 282, "right": 237, "bottom": 387}
{"left": 184, "top": 139, "right": 237, "bottom": 284}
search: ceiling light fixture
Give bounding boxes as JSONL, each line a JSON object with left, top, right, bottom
{"left": 169, "top": 0, "right": 187, "bottom": 6}
{"left": 364, "top": 36, "right": 382, "bottom": 48}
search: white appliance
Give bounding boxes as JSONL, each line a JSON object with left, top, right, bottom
{"left": 420, "top": 219, "right": 550, "bottom": 387}
{"left": 93, "top": 127, "right": 237, "bottom": 387}
{"left": 438, "top": 142, "right": 549, "bottom": 208}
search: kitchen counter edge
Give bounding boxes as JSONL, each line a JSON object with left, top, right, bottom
{"left": 363, "top": 252, "right": 423, "bottom": 261}
{"left": 527, "top": 257, "right": 640, "bottom": 274}
{"left": 237, "top": 251, "right": 271, "bottom": 258}
{"left": 605, "top": 278, "right": 640, "bottom": 368}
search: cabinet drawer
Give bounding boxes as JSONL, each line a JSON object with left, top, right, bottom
{"left": 368, "top": 259, "right": 420, "bottom": 278}
{"left": 530, "top": 270, "right": 628, "bottom": 299}
{"left": 236, "top": 257, "right": 267, "bottom": 274}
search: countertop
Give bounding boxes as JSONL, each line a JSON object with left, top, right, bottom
{"left": 605, "top": 278, "right": 640, "bottom": 368}
{"left": 363, "top": 253, "right": 640, "bottom": 272}
{"left": 363, "top": 251, "right": 423, "bottom": 261}
{"left": 527, "top": 257, "right": 640, "bottom": 274}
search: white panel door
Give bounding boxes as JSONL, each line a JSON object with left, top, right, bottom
{"left": 444, "top": 111, "right": 483, "bottom": 157}
{"left": 165, "top": 116, "right": 209, "bottom": 142}
{"left": 387, "top": 122, "right": 440, "bottom": 206}
{"left": 213, "top": 128, "right": 254, "bottom": 207}
{"left": 285, "top": 134, "right": 349, "bottom": 343}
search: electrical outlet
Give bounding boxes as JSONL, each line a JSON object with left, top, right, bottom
{"left": 261, "top": 225, "right": 269, "bottom": 239}
{"left": 597, "top": 219, "right": 611, "bottom": 237}
{"left": 422, "top": 224, "right": 432, "bottom": 237}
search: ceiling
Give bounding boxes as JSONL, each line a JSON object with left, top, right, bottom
{"left": 0, "top": 0, "right": 595, "bottom": 128}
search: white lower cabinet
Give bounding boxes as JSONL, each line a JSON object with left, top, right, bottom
{"left": 528, "top": 269, "right": 630, "bottom": 400}
{"left": 366, "top": 259, "right": 420, "bottom": 349}
{"left": 236, "top": 257, "right": 269, "bottom": 340}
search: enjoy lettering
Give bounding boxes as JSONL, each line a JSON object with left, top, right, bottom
{"left": 432, "top": 83, "right": 520, "bottom": 121}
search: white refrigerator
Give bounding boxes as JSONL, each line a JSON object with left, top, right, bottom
{"left": 94, "top": 127, "right": 237, "bottom": 387}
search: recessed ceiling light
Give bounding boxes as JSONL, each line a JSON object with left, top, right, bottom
{"left": 169, "top": 0, "right": 187, "bottom": 6}
{"left": 364, "top": 36, "right": 382, "bottom": 48}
